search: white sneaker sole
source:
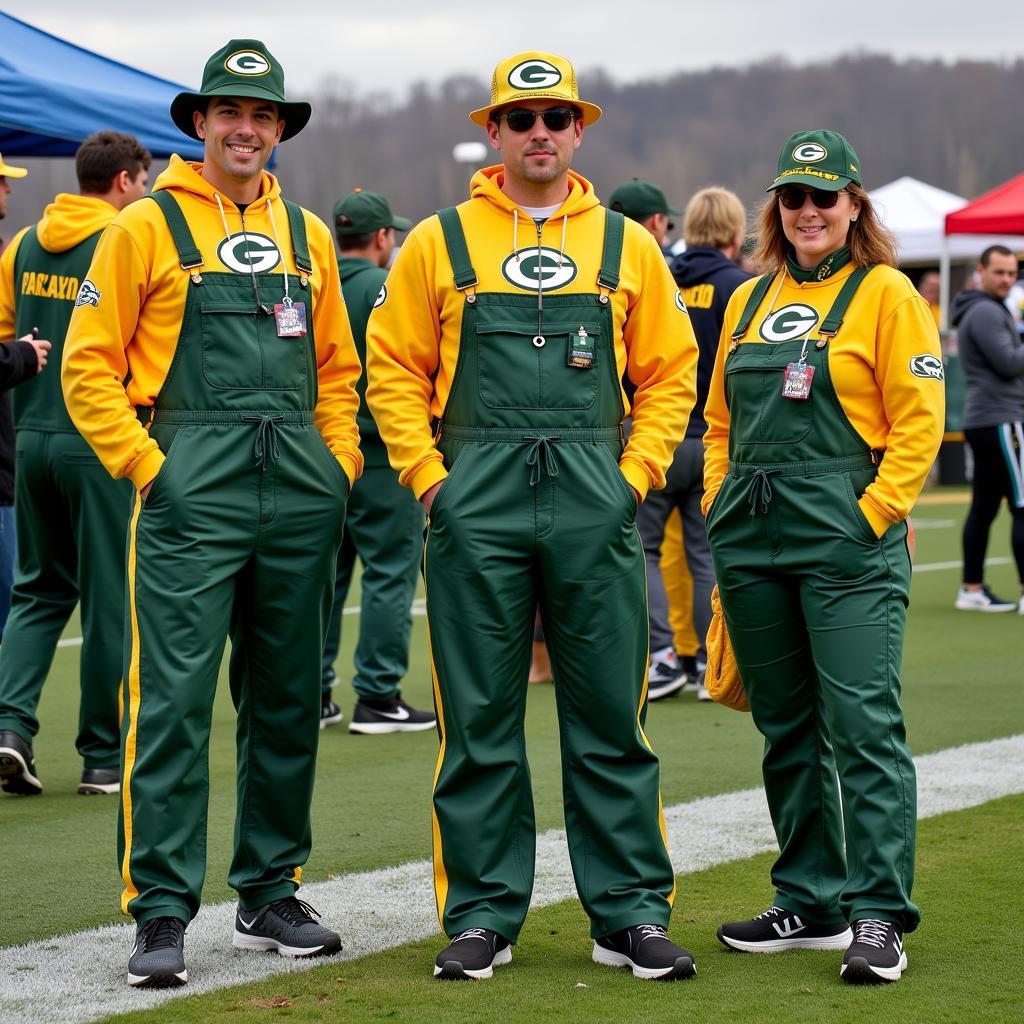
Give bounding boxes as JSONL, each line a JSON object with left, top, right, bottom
{"left": 647, "top": 675, "right": 687, "bottom": 701}
{"left": 718, "top": 927, "right": 852, "bottom": 953}
{"left": 127, "top": 968, "right": 188, "bottom": 987}
{"left": 841, "top": 950, "right": 907, "bottom": 983}
{"left": 0, "top": 746, "right": 42, "bottom": 795}
{"left": 433, "top": 944, "right": 512, "bottom": 979}
{"left": 232, "top": 930, "right": 337, "bottom": 958}
{"left": 78, "top": 781, "right": 120, "bottom": 795}
{"left": 347, "top": 720, "right": 436, "bottom": 735}
{"left": 320, "top": 713, "right": 344, "bottom": 730}
{"left": 953, "top": 599, "right": 1015, "bottom": 612}
{"left": 592, "top": 943, "right": 696, "bottom": 980}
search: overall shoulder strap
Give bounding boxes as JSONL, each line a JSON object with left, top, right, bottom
{"left": 818, "top": 265, "right": 876, "bottom": 337}
{"left": 148, "top": 191, "right": 203, "bottom": 270}
{"left": 598, "top": 208, "right": 625, "bottom": 291}
{"left": 731, "top": 273, "right": 776, "bottom": 341}
{"left": 436, "top": 207, "right": 477, "bottom": 290}
{"left": 282, "top": 199, "right": 313, "bottom": 277}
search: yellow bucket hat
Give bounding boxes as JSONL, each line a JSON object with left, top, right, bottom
{"left": 469, "top": 51, "right": 603, "bottom": 127}
{"left": 0, "top": 153, "right": 28, "bottom": 179}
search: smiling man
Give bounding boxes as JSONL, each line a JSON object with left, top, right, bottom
{"left": 62, "top": 40, "right": 361, "bottom": 989}
{"left": 367, "top": 51, "right": 698, "bottom": 982}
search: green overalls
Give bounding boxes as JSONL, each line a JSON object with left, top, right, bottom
{"left": 425, "top": 207, "right": 675, "bottom": 943}
{"left": 706, "top": 269, "right": 920, "bottom": 932}
{"left": 321, "top": 257, "right": 424, "bottom": 701}
{"left": 0, "top": 227, "right": 131, "bottom": 769}
{"left": 120, "top": 191, "right": 348, "bottom": 925}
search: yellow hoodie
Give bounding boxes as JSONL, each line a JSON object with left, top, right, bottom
{"left": 703, "top": 263, "right": 944, "bottom": 537}
{"left": 0, "top": 194, "right": 117, "bottom": 340}
{"left": 62, "top": 156, "right": 363, "bottom": 490}
{"left": 365, "top": 166, "right": 698, "bottom": 500}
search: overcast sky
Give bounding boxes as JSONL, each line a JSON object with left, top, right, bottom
{"left": 3, "top": 0, "right": 1016, "bottom": 97}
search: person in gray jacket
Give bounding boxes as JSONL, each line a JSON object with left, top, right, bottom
{"left": 952, "top": 245, "right": 1024, "bottom": 614}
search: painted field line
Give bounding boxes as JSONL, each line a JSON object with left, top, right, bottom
{"left": 1, "top": 735, "right": 1022, "bottom": 1024}
{"left": 913, "top": 556, "right": 1010, "bottom": 574}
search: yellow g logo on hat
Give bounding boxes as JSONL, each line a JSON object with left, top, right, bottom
{"left": 225, "top": 50, "right": 271, "bottom": 76}
{"left": 792, "top": 142, "right": 827, "bottom": 163}
{"left": 508, "top": 59, "right": 562, "bottom": 90}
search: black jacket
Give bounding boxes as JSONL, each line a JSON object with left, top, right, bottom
{"left": 0, "top": 341, "right": 41, "bottom": 503}
{"left": 669, "top": 247, "right": 751, "bottom": 438}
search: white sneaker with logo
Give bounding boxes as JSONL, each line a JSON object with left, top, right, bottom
{"left": 954, "top": 586, "right": 1016, "bottom": 612}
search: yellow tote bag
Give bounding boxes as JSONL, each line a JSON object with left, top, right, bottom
{"left": 705, "top": 585, "right": 749, "bottom": 712}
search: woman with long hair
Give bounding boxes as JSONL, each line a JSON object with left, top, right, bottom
{"left": 703, "top": 130, "right": 944, "bottom": 984}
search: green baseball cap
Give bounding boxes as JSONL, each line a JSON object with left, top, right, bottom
{"left": 332, "top": 189, "right": 412, "bottom": 235}
{"left": 608, "top": 179, "right": 681, "bottom": 221}
{"left": 170, "top": 39, "right": 311, "bottom": 143}
{"left": 767, "top": 129, "right": 862, "bottom": 192}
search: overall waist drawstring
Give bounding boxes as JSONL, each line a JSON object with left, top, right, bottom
{"left": 747, "top": 468, "right": 778, "bottom": 517}
{"left": 524, "top": 434, "right": 562, "bottom": 487}
{"left": 241, "top": 413, "right": 285, "bottom": 471}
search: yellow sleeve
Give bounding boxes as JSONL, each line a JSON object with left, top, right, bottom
{"left": 307, "top": 215, "right": 363, "bottom": 486}
{"left": 365, "top": 231, "right": 446, "bottom": 499}
{"left": 702, "top": 284, "right": 747, "bottom": 516}
{"left": 620, "top": 235, "right": 698, "bottom": 500}
{"left": 0, "top": 229, "right": 30, "bottom": 341}
{"left": 858, "top": 293, "right": 944, "bottom": 536}
{"left": 62, "top": 223, "right": 164, "bottom": 489}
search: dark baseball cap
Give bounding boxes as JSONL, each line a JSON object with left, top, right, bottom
{"left": 767, "top": 129, "right": 862, "bottom": 192}
{"left": 332, "top": 189, "right": 412, "bottom": 234}
{"left": 608, "top": 179, "right": 681, "bottom": 220}
{"left": 170, "top": 39, "right": 312, "bottom": 142}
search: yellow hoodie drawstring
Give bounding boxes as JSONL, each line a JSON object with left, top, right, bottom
{"left": 265, "top": 198, "right": 292, "bottom": 305}
{"left": 557, "top": 215, "right": 567, "bottom": 268}
{"left": 513, "top": 209, "right": 520, "bottom": 263}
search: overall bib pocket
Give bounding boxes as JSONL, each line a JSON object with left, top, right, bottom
{"left": 476, "top": 321, "right": 601, "bottom": 412}
{"left": 200, "top": 302, "right": 308, "bottom": 392}
{"left": 725, "top": 351, "right": 814, "bottom": 446}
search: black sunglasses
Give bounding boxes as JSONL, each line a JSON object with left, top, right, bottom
{"left": 497, "top": 107, "right": 577, "bottom": 133}
{"left": 777, "top": 186, "right": 847, "bottom": 210}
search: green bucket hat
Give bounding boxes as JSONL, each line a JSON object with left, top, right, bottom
{"left": 608, "top": 179, "right": 681, "bottom": 221}
{"left": 332, "top": 189, "right": 412, "bottom": 235}
{"left": 170, "top": 39, "right": 312, "bottom": 143}
{"left": 767, "top": 129, "right": 862, "bottom": 192}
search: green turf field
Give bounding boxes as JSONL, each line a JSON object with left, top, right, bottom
{"left": 2, "top": 490, "right": 1023, "bottom": 1022}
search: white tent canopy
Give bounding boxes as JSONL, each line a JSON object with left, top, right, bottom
{"left": 869, "top": 176, "right": 1024, "bottom": 264}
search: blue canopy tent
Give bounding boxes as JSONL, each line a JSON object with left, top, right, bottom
{"left": 0, "top": 11, "right": 203, "bottom": 159}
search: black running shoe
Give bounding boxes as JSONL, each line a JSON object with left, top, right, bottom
{"left": 434, "top": 927, "right": 511, "bottom": 980}
{"left": 233, "top": 896, "right": 342, "bottom": 958}
{"left": 647, "top": 648, "right": 687, "bottom": 701}
{"left": 78, "top": 767, "right": 120, "bottom": 795}
{"left": 841, "top": 919, "right": 906, "bottom": 983}
{"left": 593, "top": 924, "right": 696, "bottom": 980}
{"left": 0, "top": 730, "right": 42, "bottom": 796}
{"left": 718, "top": 905, "right": 852, "bottom": 952}
{"left": 127, "top": 916, "right": 187, "bottom": 988}
{"left": 320, "top": 696, "right": 343, "bottom": 729}
{"left": 348, "top": 694, "right": 436, "bottom": 735}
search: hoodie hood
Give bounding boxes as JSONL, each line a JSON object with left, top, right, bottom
{"left": 337, "top": 255, "right": 379, "bottom": 284}
{"left": 153, "top": 154, "right": 282, "bottom": 212}
{"left": 36, "top": 194, "right": 118, "bottom": 253}
{"left": 951, "top": 287, "right": 1002, "bottom": 327}
{"left": 671, "top": 246, "right": 741, "bottom": 287}
{"left": 469, "top": 165, "right": 600, "bottom": 219}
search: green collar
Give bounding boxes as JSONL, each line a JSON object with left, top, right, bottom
{"left": 786, "top": 245, "right": 851, "bottom": 283}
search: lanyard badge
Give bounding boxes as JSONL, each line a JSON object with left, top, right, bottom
{"left": 781, "top": 336, "right": 814, "bottom": 400}
{"left": 567, "top": 325, "right": 595, "bottom": 368}
{"left": 274, "top": 295, "right": 307, "bottom": 338}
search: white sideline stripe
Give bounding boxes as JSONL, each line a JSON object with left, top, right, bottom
{"left": 1, "top": 735, "right": 1022, "bottom": 1024}
{"left": 913, "top": 556, "right": 1010, "bottom": 574}
{"left": 53, "top": 600, "right": 431, "bottom": 650}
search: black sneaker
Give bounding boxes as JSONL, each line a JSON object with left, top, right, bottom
{"left": 841, "top": 919, "right": 906, "bottom": 984}
{"left": 233, "top": 896, "right": 342, "bottom": 958}
{"left": 0, "top": 730, "right": 42, "bottom": 796}
{"left": 348, "top": 694, "right": 436, "bottom": 735}
{"left": 718, "top": 905, "right": 852, "bottom": 952}
{"left": 647, "top": 647, "right": 687, "bottom": 701}
{"left": 320, "top": 695, "right": 343, "bottom": 729}
{"left": 127, "top": 916, "right": 187, "bottom": 987}
{"left": 593, "top": 924, "right": 696, "bottom": 980}
{"left": 78, "top": 767, "right": 120, "bottom": 795}
{"left": 434, "top": 927, "right": 511, "bottom": 980}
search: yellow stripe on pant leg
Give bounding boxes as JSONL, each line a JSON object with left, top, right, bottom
{"left": 422, "top": 537, "right": 449, "bottom": 931}
{"left": 120, "top": 495, "right": 143, "bottom": 916}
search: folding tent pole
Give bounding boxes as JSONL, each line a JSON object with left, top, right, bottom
{"left": 940, "top": 234, "right": 951, "bottom": 333}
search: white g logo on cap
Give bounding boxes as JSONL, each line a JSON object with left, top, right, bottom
{"left": 508, "top": 59, "right": 562, "bottom": 90}
{"left": 225, "top": 50, "right": 271, "bottom": 76}
{"left": 792, "top": 143, "right": 827, "bottom": 163}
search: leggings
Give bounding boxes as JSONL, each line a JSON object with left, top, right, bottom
{"left": 962, "top": 423, "right": 1024, "bottom": 584}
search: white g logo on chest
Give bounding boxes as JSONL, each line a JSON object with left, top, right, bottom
{"left": 758, "top": 304, "right": 820, "bottom": 343}
{"left": 217, "top": 232, "right": 282, "bottom": 274}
